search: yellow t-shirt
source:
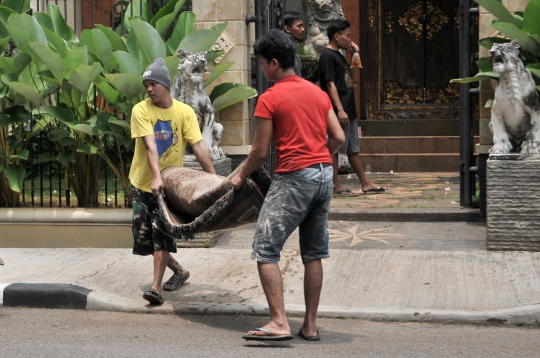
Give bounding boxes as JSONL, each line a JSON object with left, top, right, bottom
{"left": 129, "top": 98, "right": 203, "bottom": 193}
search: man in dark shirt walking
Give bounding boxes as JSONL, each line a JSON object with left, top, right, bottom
{"left": 319, "top": 19, "right": 386, "bottom": 196}
{"left": 284, "top": 11, "right": 305, "bottom": 77}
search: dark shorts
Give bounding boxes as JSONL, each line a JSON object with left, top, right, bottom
{"left": 338, "top": 119, "right": 361, "bottom": 155}
{"left": 132, "top": 188, "right": 177, "bottom": 256}
{"left": 251, "top": 164, "right": 333, "bottom": 264}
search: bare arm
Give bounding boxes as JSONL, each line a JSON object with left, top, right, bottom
{"left": 141, "top": 135, "right": 163, "bottom": 197}
{"left": 191, "top": 140, "right": 216, "bottom": 174}
{"left": 326, "top": 109, "right": 346, "bottom": 155}
{"left": 230, "top": 118, "right": 272, "bottom": 190}
{"left": 326, "top": 80, "right": 348, "bottom": 125}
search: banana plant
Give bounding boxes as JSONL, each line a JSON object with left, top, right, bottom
{"left": 452, "top": 0, "right": 540, "bottom": 92}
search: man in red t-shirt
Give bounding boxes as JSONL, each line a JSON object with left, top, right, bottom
{"left": 231, "top": 30, "right": 345, "bottom": 342}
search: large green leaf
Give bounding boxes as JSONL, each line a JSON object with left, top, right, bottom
{"left": 68, "top": 63, "right": 103, "bottom": 95}
{"left": 151, "top": 0, "right": 184, "bottom": 26}
{"left": 4, "top": 164, "right": 25, "bottom": 192}
{"left": 476, "top": 57, "right": 493, "bottom": 73}
{"left": 523, "top": 0, "right": 540, "bottom": 36}
{"left": 451, "top": 72, "right": 500, "bottom": 84}
{"left": 155, "top": 0, "right": 186, "bottom": 37}
{"left": 28, "top": 42, "right": 68, "bottom": 81}
{"left": 478, "top": 37, "right": 510, "bottom": 49}
{"left": 80, "top": 29, "right": 113, "bottom": 66}
{"left": 128, "top": 18, "right": 166, "bottom": 67}
{"left": 203, "top": 61, "right": 234, "bottom": 87}
{"left": 528, "top": 64, "right": 540, "bottom": 79}
{"left": 105, "top": 73, "right": 145, "bottom": 101}
{"left": 211, "top": 84, "right": 257, "bottom": 111}
{"left": 125, "top": 27, "right": 140, "bottom": 61}
{"left": 108, "top": 118, "right": 131, "bottom": 129}
{"left": 96, "top": 24, "right": 127, "bottom": 52}
{"left": 7, "top": 13, "right": 48, "bottom": 54}
{"left": 0, "top": 105, "right": 31, "bottom": 126}
{"left": 0, "top": 6, "right": 16, "bottom": 39}
{"left": 113, "top": 51, "right": 143, "bottom": 78}
{"left": 34, "top": 12, "right": 54, "bottom": 32}
{"left": 8, "top": 149, "right": 29, "bottom": 160}
{"left": 8, "top": 81, "right": 43, "bottom": 106}
{"left": 42, "top": 26, "right": 69, "bottom": 58}
{"left": 178, "top": 22, "right": 227, "bottom": 53}
{"left": 491, "top": 21, "right": 540, "bottom": 56}
{"left": 77, "top": 144, "right": 99, "bottom": 154}
{"left": 96, "top": 81, "right": 121, "bottom": 105}
{"left": 47, "top": 5, "right": 76, "bottom": 42}
{"left": 475, "top": 0, "right": 524, "bottom": 28}
{"left": 65, "top": 47, "right": 89, "bottom": 72}
{"left": 57, "top": 153, "right": 73, "bottom": 166}
{"left": 0, "top": 52, "right": 31, "bottom": 78}
{"left": 43, "top": 106, "right": 77, "bottom": 124}
{"left": 2, "top": 0, "right": 30, "bottom": 14}
{"left": 206, "top": 50, "right": 225, "bottom": 64}
{"left": 169, "top": 11, "right": 196, "bottom": 55}
{"left": 123, "top": 1, "right": 150, "bottom": 33}
{"left": 164, "top": 56, "right": 181, "bottom": 84}
{"left": 70, "top": 124, "right": 94, "bottom": 136}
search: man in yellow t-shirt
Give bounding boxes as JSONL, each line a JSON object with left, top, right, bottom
{"left": 129, "top": 57, "right": 216, "bottom": 305}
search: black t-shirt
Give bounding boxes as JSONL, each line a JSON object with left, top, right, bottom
{"left": 318, "top": 48, "right": 357, "bottom": 120}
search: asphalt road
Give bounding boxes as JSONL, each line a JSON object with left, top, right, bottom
{"left": 1, "top": 308, "right": 539, "bottom": 357}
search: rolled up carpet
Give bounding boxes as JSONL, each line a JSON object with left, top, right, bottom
{"left": 157, "top": 163, "right": 271, "bottom": 240}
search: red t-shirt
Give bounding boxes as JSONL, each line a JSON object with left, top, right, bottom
{"left": 254, "top": 75, "right": 333, "bottom": 173}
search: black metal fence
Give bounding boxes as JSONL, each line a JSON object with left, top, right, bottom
{"left": 247, "top": 0, "right": 284, "bottom": 176}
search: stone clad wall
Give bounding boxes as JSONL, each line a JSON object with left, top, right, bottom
{"left": 486, "top": 158, "right": 540, "bottom": 251}
{"left": 193, "top": 0, "right": 255, "bottom": 156}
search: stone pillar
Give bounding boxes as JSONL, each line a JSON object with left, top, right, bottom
{"left": 192, "top": 0, "right": 254, "bottom": 162}
{"left": 486, "top": 156, "right": 540, "bottom": 251}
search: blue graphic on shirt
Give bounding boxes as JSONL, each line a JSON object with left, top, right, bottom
{"left": 154, "top": 120, "right": 174, "bottom": 157}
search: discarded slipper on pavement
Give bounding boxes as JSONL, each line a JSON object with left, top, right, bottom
{"left": 362, "top": 187, "right": 388, "bottom": 195}
{"left": 298, "top": 329, "right": 320, "bottom": 341}
{"left": 162, "top": 271, "right": 190, "bottom": 291}
{"left": 242, "top": 328, "right": 294, "bottom": 341}
{"left": 142, "top": 289, "right": 164, "bottom": 305}
{"left": 333, "top": 188, "right": 361, "bottom": 197}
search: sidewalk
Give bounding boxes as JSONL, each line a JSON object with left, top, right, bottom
{"left": 2, "top": 173, "right": 539, "bottom": 325}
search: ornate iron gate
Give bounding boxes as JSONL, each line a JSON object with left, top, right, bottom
{"left": 247, "top": 0, "right": 285, "bottom": 175}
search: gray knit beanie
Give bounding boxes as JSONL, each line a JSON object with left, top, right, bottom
{"left": 142, "top": 57, "right": 170, "bottom": 89}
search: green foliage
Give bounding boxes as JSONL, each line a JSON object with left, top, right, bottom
{"left": 0, "top": 1, "right": 257, "bottom": 207}
{"left": 452, "top": 0, "right": 540, "bottom": 84}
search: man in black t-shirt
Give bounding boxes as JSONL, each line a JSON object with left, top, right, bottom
{"left": 319, "top": 19, "right": 386, "bottom": 196}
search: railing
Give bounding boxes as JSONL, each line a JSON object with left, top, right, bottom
{"left": 458, "top": 0, "right": 479, "bottom": 207}
{"left": 247, "top": 0, "right": 284, "bottom": 176}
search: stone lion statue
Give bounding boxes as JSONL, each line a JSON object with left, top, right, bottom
{"left": 302, "top": 0, "right": 345, "bottom": 56}
{"left": 171, "top": 49, "right": 225, "bottom": 160}
{"left": 489, "top": 40, "right": 540, "bottom": 155}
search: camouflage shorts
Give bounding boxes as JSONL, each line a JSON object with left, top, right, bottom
{"left": 131, "top": 188, "right": 177, "bottom": 256}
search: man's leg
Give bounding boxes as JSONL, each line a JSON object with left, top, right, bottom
{"left": 348, "top": 153, "right": 383, "bottom": 192}
{"left": 151, "top": 250, "right": 169, "bottom": 293}
{"left": 301, "top": 258, "right": 323, "bottom": 338}
{"left": 332, "top": 152, "right": 346, "bottom": 193}
{"left": 245, "top": 262, "right": 291, "bottom": 337}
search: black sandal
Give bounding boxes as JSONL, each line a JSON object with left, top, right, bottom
{"left": 143, "top": 289, "right": 164, "bottom": 305}
{"left": 163, "top": 271, "right": 190, "bottom": 291}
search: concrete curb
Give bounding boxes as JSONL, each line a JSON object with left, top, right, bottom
{"left": 2, "top": 283, "right": 538, "bottom": 326}
{"left": 329, "top": 208, "right": 484, "bottom": 222}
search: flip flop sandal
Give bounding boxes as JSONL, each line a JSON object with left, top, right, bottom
{"left": 298, "top": 329, "right": 320, "bottom": 341}
{"left": 163, "top": 271, "right": 190, "bottom": 291}
{"left": 363, "top": 187, "right": 388, "bottom": 195}
{"left": 333, "top": 189, "right": 361, "bottom": 197}
{"left": 242, "top": 328, "right": 294, "bottom": 341}
{"left": 143, "top": 289, "right": 164, "bottom": 305}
